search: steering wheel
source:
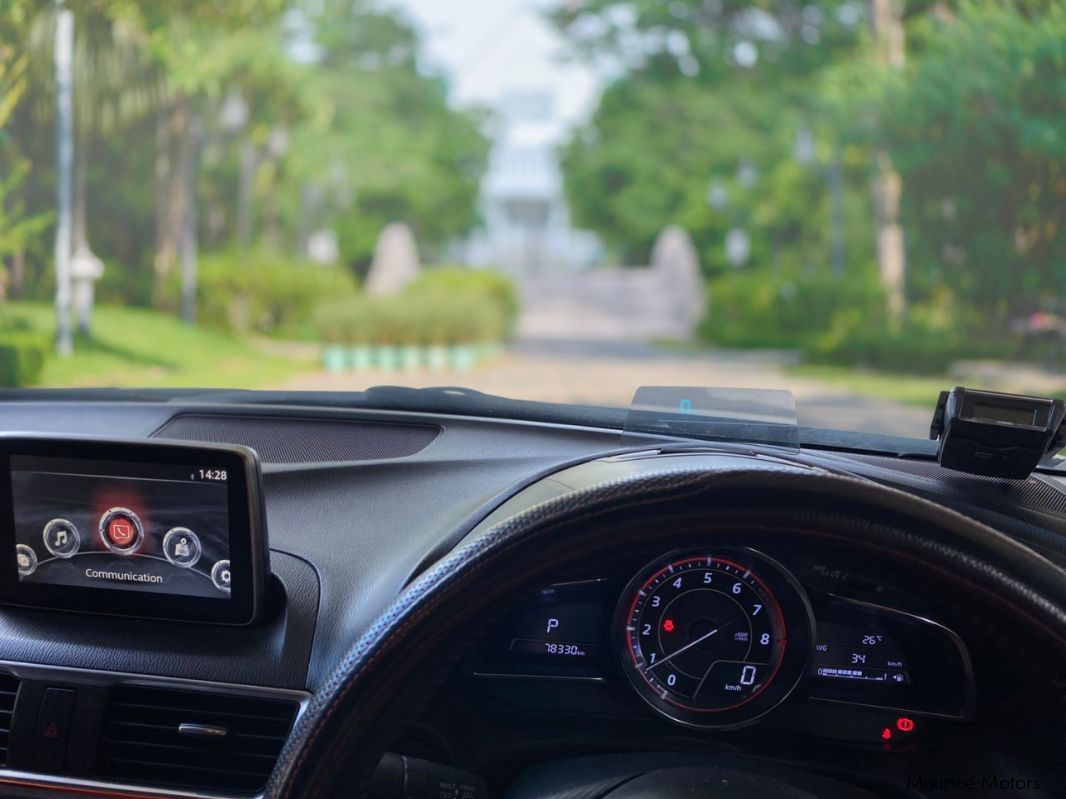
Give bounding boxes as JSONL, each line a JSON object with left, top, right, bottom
{"left": 266, "top": 459, "right": 1066, "bottom": 798}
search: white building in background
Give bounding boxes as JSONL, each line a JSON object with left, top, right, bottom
{"left": 394, "top": 0, "right": 603, "bottom": 273}
{"left": 466, "top": 87, "right": 602, "bottom": 274}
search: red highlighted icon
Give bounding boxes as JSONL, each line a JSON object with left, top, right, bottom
{"left": 106, "top": 517, "right": 136, "bottom": 548}
{"left": 99, "top": 508, "right": 143, "bottom": 553}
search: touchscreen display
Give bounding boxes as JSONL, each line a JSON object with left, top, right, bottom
{"left": 10, "top": 455, "right": 233, "bottom": 599}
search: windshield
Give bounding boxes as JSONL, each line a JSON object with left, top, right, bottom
{"left": 1, "top": 0, "right": 1064, "bottom": 446}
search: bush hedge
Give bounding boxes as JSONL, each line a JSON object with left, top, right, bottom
{"left": 313, "top": 290, "right": 506, "bottom": 347}
{"left": 699, "top": 270, "right": 1012, "bottom": 374}
{"left": 196, "top": 250, "right": 358, "bottom": 336}
{"left": 0, "top": 327, "right": 50, "bottom": 387}
{"left": 313, "top": 268, "right": 514, "bottom": 347}
{"left": 699, "top": 271, "right": 889, "bottom": 350}
{"left": 406, "top": 267, "right": 519, "bottom": 329}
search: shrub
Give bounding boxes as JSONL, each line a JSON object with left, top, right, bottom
{"left": 698, "top": 269, "right": 1018, "bottom": 373}
{"left": 407, "top": 267, "right": 518, "bottom": 329}
{"left": 806, "top": 314, "right": 1012, "bottom": 374}
{"left": 0, "top": 328, "right": 49, "bottom": 387}
{"left": 196, "top": 250, "right": 358, "bottom": 336}
{"left": 312, "top": 287, "right": 506, "bottom": 346}
{"left": 699, "top": 270, "right": 888, "bottom": 350}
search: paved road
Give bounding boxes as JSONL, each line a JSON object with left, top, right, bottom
{"left": 279, "top": 270, "right": 933, "bottom": 440}
{"left": 283, "top": 337, "right": 930, "bottom": 439}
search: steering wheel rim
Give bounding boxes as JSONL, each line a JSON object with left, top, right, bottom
{"left": 266, "top": 460, "right": 1066, "bottom": 799}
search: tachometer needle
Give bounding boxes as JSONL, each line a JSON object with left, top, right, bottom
{"left": 646, "top": 623, "right": 729, "bottom": 672}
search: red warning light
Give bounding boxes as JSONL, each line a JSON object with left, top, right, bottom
{"left": 880, "top": 727, "right": 892, "bottom": 741}
{"left": 662, "top": 618, "right": 676, "bottom": 633}
{"left": 896, "top": 717, "right": 915, "bottom": 732}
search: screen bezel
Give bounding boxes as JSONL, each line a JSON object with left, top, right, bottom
{"left": 0, "top": 435, "right": 268, "bottom": 625}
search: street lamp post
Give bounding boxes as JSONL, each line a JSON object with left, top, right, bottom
{"left": 53, "top": 2, "right": 74, "bottom": 355}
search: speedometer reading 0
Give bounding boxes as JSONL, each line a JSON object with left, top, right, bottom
{"left": 616, "top": 549, "right": 813, "bottom": 729}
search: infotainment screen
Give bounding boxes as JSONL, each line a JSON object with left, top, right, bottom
{"left": 0, "top": 436, "right": 268, "bottom": 624}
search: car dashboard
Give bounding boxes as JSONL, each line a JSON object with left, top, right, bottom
{"left": 0, "top": 396, "right": 1064, "bottom": 798}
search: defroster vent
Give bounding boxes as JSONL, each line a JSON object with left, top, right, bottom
{"left": 96, "top": 685, "right": 299, "bottom": 794}
{"left": 152, "top": 414, "right": 440, "bottom": 464}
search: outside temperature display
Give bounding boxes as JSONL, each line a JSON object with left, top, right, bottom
{"left": 812, "top": 619, "right": 910, "bottom": 685}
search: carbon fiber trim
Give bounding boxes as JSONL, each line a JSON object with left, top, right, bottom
{"left": 846, "top": 453, "right": 1066, "bottom": 515}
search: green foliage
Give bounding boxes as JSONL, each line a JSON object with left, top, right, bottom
{"left": 700, "top": 267, "right": 1010, "bottom": 373}
{"left": 555, "top": 0, "right": 862, "bottom": 86}
{"left": 281, "top": 3, "right": 489, "bottom": 269}
{"left": 407, "top": 267, "right": 519, "bottom": 328}
{"left": 0, "top": 321, "right": 48, "bottom": 387}
{"left": 1, "top": 301, "right": 310, "bottom": 388}
{"left": 313, "top": 268, "right": 516, "bottom": 346}
{"left": 195, "top": 249, "right": 357, "bottom": 335}
{"left": 565, "top": 0, "right": 1066, "bottom": 368}
{"left": 0, "top": 2, "right": 50, "bottom": 290}
{"left": 880, "top": 1, "right": 1066, "bottom": 326}
{"left": 805, "top": 285, "right": 1010, "bottom": 374}
{"left": 804, "top": 321, "right": 1006, "bottom": 375}
{"left": 699, "top": 269, "right": 888, "bottom": 349}
{"left": 559, "top": 11, "right": 875, "bottom": 272}
{"left": 0, "top": 159, "right": 51, "bottom": 268}
{"left": 313, "top": 294, "right": 506, "bottom": 347}
{"left": 0, "top": 0, "right": 487, "bottom": 313}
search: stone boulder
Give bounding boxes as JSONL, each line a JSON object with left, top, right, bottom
{"left": 650, "top": 226, "right": 704, "bottom": 332}
{"left": 365, "top": 222, "right": 420, "bottom": 297}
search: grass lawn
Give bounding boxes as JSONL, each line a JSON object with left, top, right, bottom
{"left": 789, "top": 364, "right": 1066, "bottom": 408}
{"left": 787, "top": 365, "right": 948, "bottom": 408}
{"left": 2, "top": 303, "right": 315, "bottom": 389}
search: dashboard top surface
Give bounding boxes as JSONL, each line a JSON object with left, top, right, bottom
{"left": 0, "top": 397, "right": 1065, "bottom": 799}
{"left": 0, "top": 396, "right": 1063, "bottom": 694}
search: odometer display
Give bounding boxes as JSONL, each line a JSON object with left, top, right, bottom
{"left": 615, "top": 548, "right": 813, "bottom": 729}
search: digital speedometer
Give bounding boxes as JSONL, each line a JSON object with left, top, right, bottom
{"left": 615, "top": 548, "right": 813, "bottom": 729}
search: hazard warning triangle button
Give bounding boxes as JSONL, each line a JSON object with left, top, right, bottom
{"left": 34, "top": 688, "right": 76, "bottom": 770}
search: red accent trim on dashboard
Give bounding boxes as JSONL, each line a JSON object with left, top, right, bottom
{"left": 0, "top": 775, "right": 185, "bottom": 799}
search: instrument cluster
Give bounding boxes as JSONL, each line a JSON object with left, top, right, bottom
{"left": 467, "top": 546, "right": 973, "bottom": 747}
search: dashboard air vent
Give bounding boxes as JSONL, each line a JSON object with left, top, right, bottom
{"left": 97, "top": 685, "right": 299, "bottom": 794}
{"left": 0, "top": 674, "right": 19, "bottom": 766}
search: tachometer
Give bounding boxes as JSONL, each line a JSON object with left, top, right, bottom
{"left": 615, "top": 548, "right": 813, "bottom": 729}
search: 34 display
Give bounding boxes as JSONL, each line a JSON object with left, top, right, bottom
{"left": 0, "top": 436, "right": 268, "bottom": 624}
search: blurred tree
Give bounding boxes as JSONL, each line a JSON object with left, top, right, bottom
{"left": 880, "top": 1, "right": 1066, "bottom": 329}
{"left": 869, "top": 0, "right": 906, "bottom": 323}
{"left": 135, "top": 1, "right": 298, "bottom": 310}
{"left": 282, "top": 0, "right": 488, "bottom": 270}
{"left": 557, "top": 0, "right": 872, "bottom": 274}
{"left": 560, "top": 0, "right": 1065, "bottom": 342}
{"left": 0, "top": 0, "right": 50, "bottom": 301}
{"left": 1, "top": 0, "right": 487, "bottom": 311}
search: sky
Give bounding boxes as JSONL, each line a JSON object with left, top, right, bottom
{"left": 386, "top": 0, "right": 602, "bottom": 131}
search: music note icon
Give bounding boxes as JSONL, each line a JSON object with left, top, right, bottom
{"left": 44, "top": 520, "right": 79, "bottom": 557}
